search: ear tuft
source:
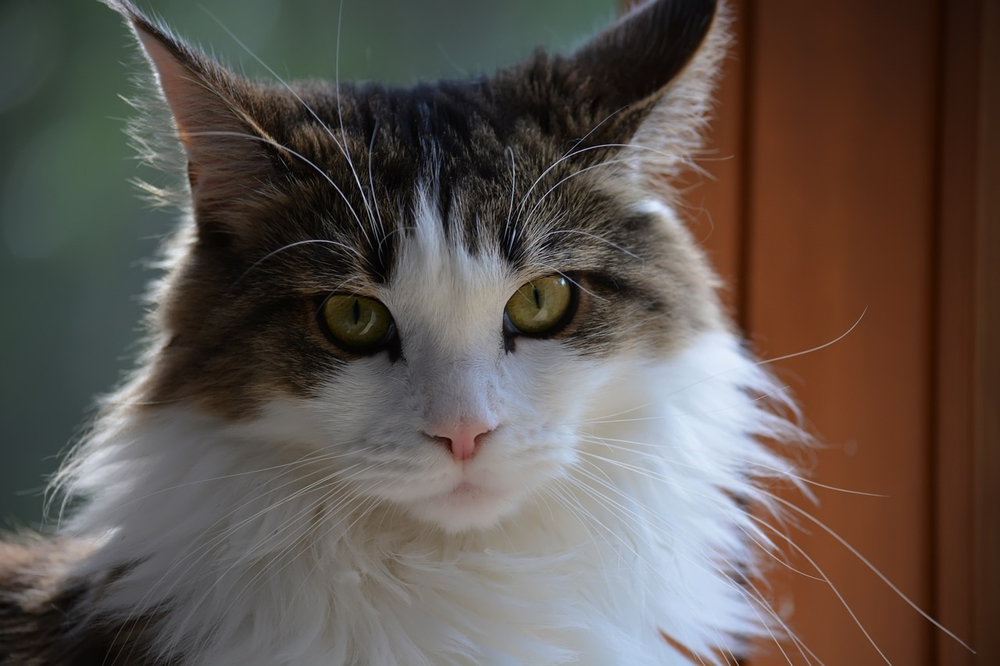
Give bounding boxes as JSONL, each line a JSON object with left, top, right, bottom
{"left": 104, "top": 0, "right": 279, "bottom": 210}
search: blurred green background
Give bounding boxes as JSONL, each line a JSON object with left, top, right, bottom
{"left": 0, "top": 0, "right": 616, "bottom": 527}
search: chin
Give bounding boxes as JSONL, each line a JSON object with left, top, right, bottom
{"left": 408, "top": 481, "right": 531, "bottom": 533}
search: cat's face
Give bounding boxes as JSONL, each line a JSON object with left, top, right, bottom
{"left": 114, "top": 0, "right": 725, "bottom": 532}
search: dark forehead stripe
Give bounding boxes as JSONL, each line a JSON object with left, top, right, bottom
{"left": 274, "top": 82, "right": 507, "bottom": 282}
{"left": 259, "top": 67, "right": 639, "bottom": 294}
{"left": 277, "top": 34, "right": 663, "bottom": 273}
{"left": 375, "top": 83, "right": 513, "bottom": 250}
{"left": 359, "top": 81, "right": 617, "bottom": 262}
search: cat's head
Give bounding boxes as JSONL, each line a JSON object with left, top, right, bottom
{"left": 108, "top": 0, "right": 728, "bottom": 532}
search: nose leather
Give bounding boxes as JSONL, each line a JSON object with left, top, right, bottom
{"left": 428, "top": 422, "right": 493, "bottom": 461}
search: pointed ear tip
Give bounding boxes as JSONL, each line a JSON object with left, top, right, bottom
{"left": 626, "top": 0, "right": 718, "bottom": 16}
{"left": 658, "top": 0, "right": 719, "bottom": 23}
{"left": 102, "top": 0, "right": 160, "bottom": 37}
{"left": 101, "top": 0, "right": 139, "bottom": 20}
{"left": 629, "top": 0, "right": 720, "bottom": 35}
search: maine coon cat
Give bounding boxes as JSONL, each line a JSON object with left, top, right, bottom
{"left": 0, "top": 0, "right": 808, "bottom": 663}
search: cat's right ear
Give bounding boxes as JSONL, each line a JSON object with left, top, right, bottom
{"left": 555, "top": 0, "right": 725, "bottom": 185}
{"left": 105, "top": 1, "right": 278, "bottom": 214}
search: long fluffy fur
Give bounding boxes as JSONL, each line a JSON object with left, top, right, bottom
{"left": 53, "top": 327, "right": 802, "bottom": 665}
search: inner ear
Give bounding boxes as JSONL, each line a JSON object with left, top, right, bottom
{"left": 109, "top": 0, "right": 282, "bottom": 203}
{"left": 106, "top": 0, "right": 308, "bottom": 257}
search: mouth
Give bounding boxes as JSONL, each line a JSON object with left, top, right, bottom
{"left": 442, "top": 480, "right": 499, "bottom": 502}
{"left": 405, "top": 478, "right": 519, "bottom": 533}
{"left": 393, "top": 453, "right": 565, "bottom": 533}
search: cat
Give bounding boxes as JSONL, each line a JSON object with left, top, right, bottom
{"left": 0, "top": 0, "right": 808, "bottom": 663}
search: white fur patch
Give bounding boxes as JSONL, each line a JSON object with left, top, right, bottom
{"left": 61, "top": 325, "right": 801, "bottom": 665}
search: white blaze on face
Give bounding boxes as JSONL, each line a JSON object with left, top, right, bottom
{"left": 284, "top": 184, "right": 609, "bottom": 532}
{"left": 385, "top": 186, "right": 513, "bottom": 443}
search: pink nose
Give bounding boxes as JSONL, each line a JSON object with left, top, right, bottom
{"left": 427, "top": 422, "right": 493, "bottom": 461}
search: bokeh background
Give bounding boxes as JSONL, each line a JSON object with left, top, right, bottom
{"left": 0, "top": 0, "right": 616, "bottom": 525}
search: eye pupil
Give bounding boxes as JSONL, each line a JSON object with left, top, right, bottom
{"left": 318, "top": 294, "right": 395, "bottom": 354}
{"left": 504, "top": 275, "right": 575, "bottom": 338}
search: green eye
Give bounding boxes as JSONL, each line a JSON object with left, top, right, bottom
{"left": 504, "top": 275, "right": 575, "bottom": 337}
{"left": 318, "top": 294, "right": 395, "bottom": 353}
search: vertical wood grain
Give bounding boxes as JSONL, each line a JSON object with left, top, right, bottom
{"left": 742, "top": 1, "right": 940, "bottom": 663}
{"left": 974, "top": 2, "right": 1000, "bottom": 660}
{"left": 933, "top": 0, "right": 981, "bottom": 662}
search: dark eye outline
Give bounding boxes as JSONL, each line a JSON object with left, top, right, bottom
{"left": 315, "top": 293, "right": 398, "bottom": 355}
{"left": 503, "top": 274, "right": 578, "bottom": 340}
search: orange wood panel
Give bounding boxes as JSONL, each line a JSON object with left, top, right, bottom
{"left": 973, "top": 1, "right": 1000, "bottom": 659}
{"left": 742, "top": 1, "right": 941, "bottom": 663}
{"left": 933, "top": 0, "right": 982, "bottom": 662}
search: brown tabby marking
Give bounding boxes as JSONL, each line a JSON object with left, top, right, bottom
{"left": 110, "top": 0, "right": 724, "bottom": 421}
{"left": 0, "top": 539, "right": 165, "bottom": 665}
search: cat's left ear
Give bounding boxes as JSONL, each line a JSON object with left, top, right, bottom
{"left": 105, "top": 0, "right": 283, "bottom": 219}
{"left": 564, "top": 0, "right": 726, "bottom": 181}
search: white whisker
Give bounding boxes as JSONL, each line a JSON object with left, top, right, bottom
{"left": 538, "top": 229, "right": 643, "bottom": 261}
{"left": 767, "top": 494, "right": 974, "bottom": 652}
{"left": 182, "top": 129, "right": 368, "bottom": 243}
{"left": 200, "top": 8, "right": 377, "bottom": 246}
{"left": 229, "top": 239, "right": 369, "bottom": 293}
